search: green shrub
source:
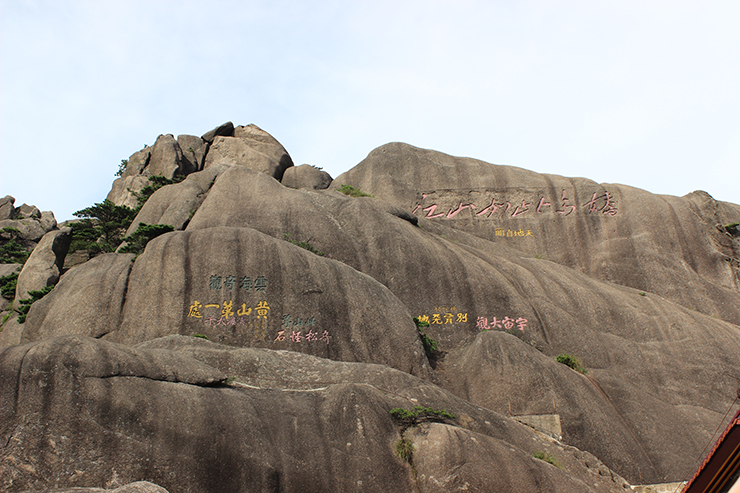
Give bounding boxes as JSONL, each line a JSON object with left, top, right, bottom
{"left": 119, "top": 223, "right": 175, "bottom": 255}
{"left": 192, "top": 334, "right": 209, "bottom": 340}
{"left": 132, "top": 175, "right": 185, "bottom": 210}
{"left": 17, "top": 285, "right": 54, "bottom": 323}
{"left": 390, "top": 406, "right": 456, "bottom": 428}
{"left": 115, "top": 159, "right": 128, "bottom": 177}
{"left": 0, "top": 227, "right": 29, "bottom": 264}
{"left": 336, "top": 184, "right": 374, "bottom": 198}
{"left": 533, "top": 451, "right": 561, "bottom": 468}
{"left": 395, "top": 437, "right": 414, "bottom": 464}
{"left": 283, "top": 234, "right": 324, "bottom": 256}
{"left": 725, "top": 223, "right": 739, "bottom": 235}
{"left": 556, "top": 354, "right": 587, "bottom": 374}
{"left": 414, "top": 317, "right": 438, "bottom": 358}
{"left": 0, "top": 271, "right": 18, "bottom": 299}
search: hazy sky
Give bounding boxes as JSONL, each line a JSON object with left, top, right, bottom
{"left": 1, "top": 0, "right": 739, "bottom": 221}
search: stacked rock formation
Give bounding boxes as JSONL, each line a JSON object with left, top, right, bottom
{"left": 1, "top": 122, "right": 739, "bottom": 493}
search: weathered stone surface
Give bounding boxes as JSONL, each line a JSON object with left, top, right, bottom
{"left": 180, "top": 165, "right": 739, "bottom": 483}
{"left": 121, "top": 147, "right": 152, "bottom": 178}
{"left": 0, "top": 335, "right": 628, "bottom": 492}
{"left": 233, "top": 123, "right": 283, "bottom": 145}
{"left": 203, "top": 124, "right": 293, "bottom": 180}
{"left": 22, "top": 253, "right": 135, "bottom": 342}
{"left": 0, "top": 218, "right": 51, "bottom": 244}
{"left": 123, "top": 165, "right": 229, "bottom": 237}
{"left": 0, "top": 263, "right": 20, "bottom": 279}
{"left": 106, "top": 148, "right": 154, "bottom": 207}
{"left": 407, "top": 423, "right": 625, "bottom": 493}
{"left": 147, "top": 134, "right": 186, "bottom": 178}
{"left": 4, "top": 129, "right": 740, "bottom": 490}
{"left": 281, "top": 164, "right": 333, "bottom": 190}
{"left": 25, "top": 481, "right": 170, "bottom": 492}
{"left": 15, "top": 228, "right": 71, "bottom": 300}
{"left": 0, "top": 195, "right": 15, "bottom": 220}
{"left": 333, "top": 142, "right": 740, "bottom": 327}
{"left": 106, "top": 175, "right": 150, "bottom": 209}
{"left": 39, "top": 211, "right": 57, "bottom": 232}
{"left": 63, "top": 249, "right": 91, "bottom": 270}
{"left": 200, "top": 121, "right": 234, "bottom": 142}
{"left": 177, "top": 134, "right": 207, "bottom": 172}
{"left": 0, "top": 316, "right": 23, "bottom": 347}
{"left": 23, "top": 226, "right": 431, "bottom": 377}
{"left": 17, "top": 204, "right": 41, "bottom": 219}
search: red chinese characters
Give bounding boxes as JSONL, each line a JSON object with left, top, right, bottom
{"left": 477, "top": 315, "right": 527, "bottom": 331}
{"left": 410, "top": 189, "right": 618, "bottom": 220}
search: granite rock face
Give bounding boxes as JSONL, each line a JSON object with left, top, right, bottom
{"left": 333, "top": 142, "right": 740, "bottom": 326}
{"left": 281, "top": 164, "right": 333, "bottom": 190}
{"left": 2, "top": 127, "right": 740, "bottom": 492}
{"left": 15, "top": 227, "right": 71, "bottom": 300}
{"left": 203, "top": 125, "right": 293, "bottom": 180}
{"left": 0, "top": 335, "right": 629, "bottom": 493}
{"left": 106, "top": 122, "right": 291, "bottom": 206}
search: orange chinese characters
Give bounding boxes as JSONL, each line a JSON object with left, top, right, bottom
{"left": 255, "top": 301, "right": 270, "bottom": 319}
{"left": 221, "top": 300, "right": 234, "bottom": 319}
{"left": 187, "top": 301, "right": 203, "bottom": 318}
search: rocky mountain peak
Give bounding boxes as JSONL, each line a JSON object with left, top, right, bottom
{"left": 1, "top": 122, "right": 739, "bottom": 492}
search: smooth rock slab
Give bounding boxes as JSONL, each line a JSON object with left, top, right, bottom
{"left": 15, "top": 227, "right": 71, "bottom": 300}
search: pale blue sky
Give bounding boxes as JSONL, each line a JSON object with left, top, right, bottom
{"left": 1, "top": 0, "right": 739, "bottom": 221}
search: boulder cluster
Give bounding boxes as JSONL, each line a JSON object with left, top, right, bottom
{"left": 1, "top": 122, "right": 739, "bottom": 492}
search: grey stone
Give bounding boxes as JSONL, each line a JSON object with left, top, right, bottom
{"left": 0, "top": 195, "right": 15, "bottom": 220}
{"left": 15, "top": 228, "right": 71, "bottom": 300}
{"left": 0, "top": 218, "right": 47, "bottom": 243}
{"left": 177, "top": 134, "right": 207, "bottom": 173}
{"left": 22, "top": 253, "right": 136, "bottom": 342}
{"left": 106, "top": 175, "right": 150, "bottom": 209}
{"left": 0, "top": 263, "right": 20, "bottom": 279}
{"left": 121, "top": 147, "right": 152, "bottom": 179}
{"left": 200, "top": 121, "right": 234, "bottom": 142}
{"left": 25, "top": 482, "right": 170, "bottom": 492}
{"left": 146, "top": 134, "right": 184, "bottom": 179}
{"left": 0, "top": 316, "right": 23, "bottom": 348}
{"left": 123, "top": 165, "right": 230, "bottom": 237}
{"left": 17, "top": 204, "right": 41, "bottom": 219}
{"left": 203, "top": 124, "right": 293, "bottom": 180}
{"left": 333, "top": 142, "right": 740, "bottom": 327}
{"left": 39, "top": 211, "right": 57, "bottom": 232}
{"left": 1, "top": 335, "right": 628, "bottom": 492}
{"left": 281, "top": 164, "right": 333, "bottom": 190}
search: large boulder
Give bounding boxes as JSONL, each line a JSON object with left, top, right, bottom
{"left": 15, "top": 227, "right": 71, "bottom": 300}
{"left": 200, "top": 121, "right": 234, "bottom": 142}
{"left": 182, "top": 166, "right": 739, "bottom": 483}
{"left": 203, "top": 124, "right": 293, "bottom": 180}
{"left": 122, "top": 165, "right": 230, "bottom": 237}
{"left": 22, "top": 253, "right": 136, "bottom": 342}
{"left": 281, "top": 164, "right": 333, "bottom": 190}
{"left": 146, "top": 134, "right": 187, "bottom": 178}
{"left": 0, "top": 214, "right": 57, "bottom": 244}
{"left": 0, "top": 195, "right": 15, "bottom": 220}
{"left": 333, "top": 142, "right": 740, "bottom": 327}
{"left": 106, "top": 174, "right": 150, "bottom": 209}
{"left": 0, "top": 335, "right": 629, "bottom": 492}
{"left": 106, "top": 148, "right": 153, "bottom": 207}
{"left": 177, "top": 134, "right": 208, "bottom": 172}
{"left": 23, "top": 226, "right": 431, "bottom": 378}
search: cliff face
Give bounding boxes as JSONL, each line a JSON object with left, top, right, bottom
{"left": 1, "top": 122, "right": 739, "bottom": 493}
